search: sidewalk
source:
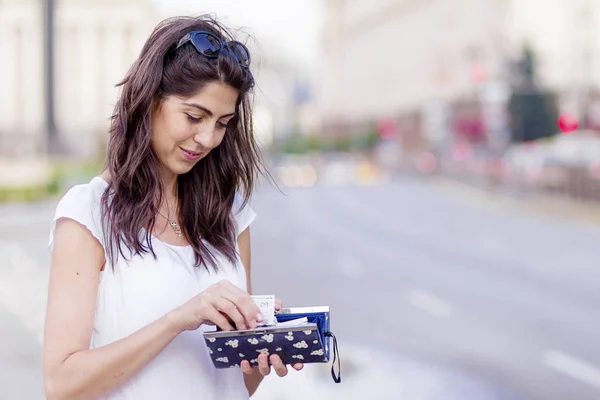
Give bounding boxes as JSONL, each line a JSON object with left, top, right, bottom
{"left": 429, "top": 174, "right": 600, "bottom": 227}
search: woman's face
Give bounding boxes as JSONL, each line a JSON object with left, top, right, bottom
{"left": 151, "top": 81, "right": 239, "bottom": 177}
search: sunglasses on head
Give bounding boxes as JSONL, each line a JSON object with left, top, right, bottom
{"left": 176, "top": 30, "right": 251, "bottom": 69}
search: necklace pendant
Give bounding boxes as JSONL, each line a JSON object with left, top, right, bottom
{"left": 169, "top": 220, "right": 182, "bottom": 237}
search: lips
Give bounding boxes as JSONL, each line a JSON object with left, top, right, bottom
{"left": 180, "top": 147, "right": 203, "bottom": 161}
{"left": 181, "top": 148, "right": 201, "bottom": 157}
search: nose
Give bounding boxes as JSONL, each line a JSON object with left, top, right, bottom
{"left": 193, "top": 123, "right": 219, "bottom": 150}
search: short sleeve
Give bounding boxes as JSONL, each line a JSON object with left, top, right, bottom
{"left": 48, "top": 181, "right": 106, "bottom": 254}
{"left": 232, "top": 193, "right": 257, "bottom": 236}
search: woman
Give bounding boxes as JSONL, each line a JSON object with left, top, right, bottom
{"left": 43, "top": 15, "right": 302, "bottom": 400}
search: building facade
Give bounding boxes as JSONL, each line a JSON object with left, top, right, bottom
{"left": 0, "top": 0, "right": 157, "bottom": 158}
{"left": 319, "top": 0, "right": 600, "bottom": 147}
{"left": 0, "top": 0, "right": 301, "bottom": 158}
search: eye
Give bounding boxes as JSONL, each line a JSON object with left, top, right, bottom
{"left": 186, "top": 113, "right": 202, "bottom": 123}
{"left": 218, "top": 121, "right": 229, "bottom": 129}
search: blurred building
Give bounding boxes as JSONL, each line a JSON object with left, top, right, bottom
{"left": 248, "top": 43, "right": 310, "bottom": 147}
{"left": 0, "top": 0, "right": 302, "bottom": 159}
{"left": 319, "top": 0, "right": 600, "bottom": 151}
{"left": 0, "top": 0, "right": 157, "bottom": 158}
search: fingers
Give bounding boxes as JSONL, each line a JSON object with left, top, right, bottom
{"left": 291, "top": 363, "right": 304, "bottom": 371}
{"left": 201, "top": 306, "right": 235, "bottom": 331}
{"left": 215, "top": 281, "right": 262, "bottom": 328}
{"left": 258, "top": 353, "right": 271, "bottom": 376}
{"left": 275, "top": 298, "right": 283, "bottom": 312}
{"left": 269, "top": 354, "right": 288, "bottom": 377}
{"left": 240, "top": 354, "right": 296, "bottom": 378}
{"left": 241, "top": 360, "right": 253, "bottom": 375}
{"left": 209, "top": 295, "right": 247, "bottom": 330}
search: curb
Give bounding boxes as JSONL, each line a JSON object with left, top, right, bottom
{"left": 428, "top": 175, "right": 600, "bottom": 227}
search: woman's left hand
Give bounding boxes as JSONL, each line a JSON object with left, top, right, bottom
{"left": 240, "top": 298, "right": 304, "bottom": 376}
{"left": 241, "top": 354, "right": 304, "bottom": 377}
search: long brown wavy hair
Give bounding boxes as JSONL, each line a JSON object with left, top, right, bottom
{"left": 101, "top": 15, "right": 265, "bottom": 271}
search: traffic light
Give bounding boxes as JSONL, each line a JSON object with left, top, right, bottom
{"left": 558, "top": 113, "right": 579, "bottom": 134}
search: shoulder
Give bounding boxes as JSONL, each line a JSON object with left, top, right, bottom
{"left": 54, "top": 176, "right": 107, "bottom": 227}
{"left": 49, "top": 176, "right": 109, "bottom": 253}
{"left": 58, "top": 176, "right": 107, "bottom": 208}
{"left": 232, "top": 192, "right": 257, "bottom": 236}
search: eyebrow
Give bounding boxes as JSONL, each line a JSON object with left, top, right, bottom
{"left": 182, "top": 102, "right": 235, "bottom": 118}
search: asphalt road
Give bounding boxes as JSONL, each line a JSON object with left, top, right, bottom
{"left": 1, "top": 174, "right": 599, "bottom": 399}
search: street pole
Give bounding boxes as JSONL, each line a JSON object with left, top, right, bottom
{"left": 581, "top": 0, "right": 594, "bottom": 129}
{"left": 43, "top": 0, "right": 56, "bottom": 154}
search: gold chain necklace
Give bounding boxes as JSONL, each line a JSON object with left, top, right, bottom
{"left": 157, "top": 209, "right": 182, "bottom": 237}
{"left": 158, "top": 185, "right": 182, "bottom": 237}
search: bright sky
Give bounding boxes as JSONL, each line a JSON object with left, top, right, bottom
{"left": 151, "top": 0, "right": 324, "bottom": 69}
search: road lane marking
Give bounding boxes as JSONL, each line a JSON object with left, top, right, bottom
{"left": 407, "top": 289, "right": 452, "bottom": 318}
{"left": 542, "top": 350, "right": 600, "bottom": 389}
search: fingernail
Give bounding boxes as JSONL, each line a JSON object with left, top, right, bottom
{"left": 256, "top": 313, "right": 264, "bottom": 322}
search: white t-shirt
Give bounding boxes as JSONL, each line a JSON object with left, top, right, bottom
{"left": 48, "top": 176, "right": 257, "bottom": 400}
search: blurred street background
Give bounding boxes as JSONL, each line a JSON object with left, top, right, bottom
{"left": 1, "top": 0, "right": 600, "bottom": 399}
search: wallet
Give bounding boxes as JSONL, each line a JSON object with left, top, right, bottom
{"left": 203, "top": 306, "right": 341, "bottom": 383}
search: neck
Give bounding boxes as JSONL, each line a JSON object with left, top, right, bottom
{"left": 160, "top": 170, "right": 179, "bottom": 205}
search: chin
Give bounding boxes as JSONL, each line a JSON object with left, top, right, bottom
{"left": 172, "top": 164, "right": 195, "bottom": 176}
{"left": 173, "top": 159, "right": 205, "bottom": 175}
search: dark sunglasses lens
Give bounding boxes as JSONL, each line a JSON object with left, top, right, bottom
{"left": 192, "top": 33, "right": 221, "bottom": 57}
{"left": 229, "top": 42, "right": 251, "bottom": 67}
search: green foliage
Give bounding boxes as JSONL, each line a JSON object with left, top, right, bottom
{"left": 274, "top": 129, "right": 379, "bottom": 155}
{"left": 0, "top": 158, "right": 103, "bottom": 203}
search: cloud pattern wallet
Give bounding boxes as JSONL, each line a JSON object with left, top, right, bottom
{"left": 203, "top": 306, "right": 341, "bottom": 383}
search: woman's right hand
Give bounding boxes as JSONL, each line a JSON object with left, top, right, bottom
{"left": 169, "top": 280, "right": 263, "bottom": 332}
